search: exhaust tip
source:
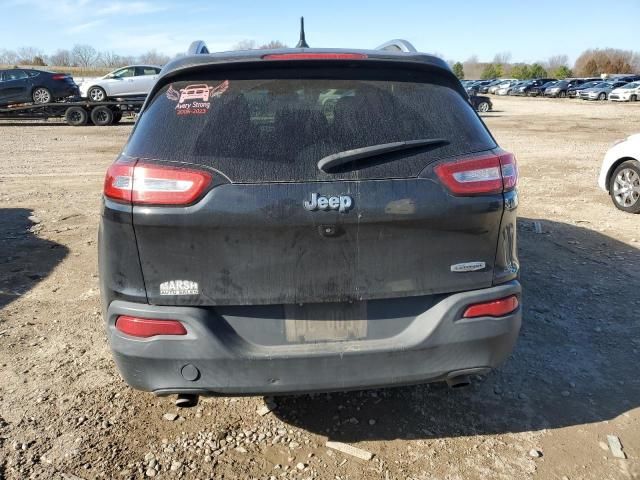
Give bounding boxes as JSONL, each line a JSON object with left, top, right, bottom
{"left": 175, "top": 393, "right": 199, "bottom": 408}
{"left": 446, "top": 375, "right": 471, "bottom": 389}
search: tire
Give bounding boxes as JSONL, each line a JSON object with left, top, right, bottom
{"left": 631, "top": 95, "right": 637, "bottom": 102}
{"left": 559, "top": 90, "right": 567, "bottom": 98}
{"left": 112, "top": 111, "right": 123, "bottom": 124}
{"left": 90, "top": 106, "right": 114, "bottom": 126}
{"left": 64, "top": 106, "right": 88, "bottom": 126}
{"left": 477, "top": 101, "right": 490, "bottom": 113}
{"left": 88, "top": 86, "right": 107, "bottom": 102}
{"left": 32, "top": 87, "right": 52, "bottom": 104}
{"left": 598, "top": 92, "right": 606, "bottom": 101}
{"left": 609, "top": 160, "right": 640, "bottom": 213}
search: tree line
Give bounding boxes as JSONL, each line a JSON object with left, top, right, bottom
{"left": 0, "top": 45, "right": 173, "bottom": 68}
{"left": 0, "top": 40, "right": 288, "bottom": 69}
{"left": 451, "top": 48, "right": 640, "bottom": 80}
{"left": 5, "top": 43, "right": 634, "bottom": 80}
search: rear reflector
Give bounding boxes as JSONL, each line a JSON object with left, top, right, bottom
{"left": 434, "top": 151, "right": 518, "bottom": 196}
{"left": 104, "top": 159, "right": 212, "bottom": 206}
{"left": 115, "top": 315, "right": 187, "bottom": 337}
{"left": 262, "top": 53, "right": 368, "bottom": 61}
{"left": 463, "top": 295, "right": 519, "bottom": 318}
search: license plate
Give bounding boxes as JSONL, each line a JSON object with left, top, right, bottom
{"left": 284, "top": 302, "right": 368, "bottom": 342}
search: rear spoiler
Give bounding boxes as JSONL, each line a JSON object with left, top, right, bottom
{"left": 187, "top": 38, "right": 419, "bottom": 55}
{"left": 141, "top": 39, "right": 464, "bottom": 117}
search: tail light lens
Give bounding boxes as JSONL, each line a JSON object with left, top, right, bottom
{"left": 463, "top": 295, "right": 519, "bottom": 318}
{"left": 435, "top": 151, "right": 518, "bottom": 196}
{"left": 499, "top": 152, "right": 518, "bottom": 191}
{"left": 115, "top": 315, "right": 187, "bottom": 337}
{"left": 51, "top": 74, "right": 67, "bottom": 80}
{"left": 104, "top": 158, "right": 135, "bottom": 203}
{"left": 103, "top": 158, "right": 212, "bottom": 206}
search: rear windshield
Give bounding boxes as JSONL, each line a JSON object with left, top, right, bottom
{"left": 126, "top": 67, "right": 496, "bottom": 182}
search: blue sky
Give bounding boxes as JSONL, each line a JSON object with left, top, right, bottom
{"left": 2, "top": 0, "right": 639, "bottom": 63}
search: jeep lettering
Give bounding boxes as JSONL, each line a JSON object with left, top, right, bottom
{"left": 304, "top": 193, "right": 353, "bottom": 213}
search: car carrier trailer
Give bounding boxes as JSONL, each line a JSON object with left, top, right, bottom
{"left": 0, "top": 98, "right": 145, "bottom": 126}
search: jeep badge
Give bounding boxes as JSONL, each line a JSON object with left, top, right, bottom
{"left": 304, "top": 193, "right": 353, "bottom": 213}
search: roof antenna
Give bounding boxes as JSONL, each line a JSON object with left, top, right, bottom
{"left": 296, "top": 16, "right": 309, "bottom": 48}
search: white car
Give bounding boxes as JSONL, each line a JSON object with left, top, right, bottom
{"left": 598, "top": 134, "right": 640, "bottom": 213}
{"left": 495, "top": 80, "right": 521, "bottom": 96}
{"left": 488, "top": 79, "right": 517, "bottom": 94}
{"left": 609, "top": 82, "right": 640, "bottom": 102}
{"left": 79, "top": 65, "right": 161, "bottom": 102}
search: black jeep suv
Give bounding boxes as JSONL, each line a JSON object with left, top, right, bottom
{"left": 99, "top": 47, "right": 521, "bottom": 398}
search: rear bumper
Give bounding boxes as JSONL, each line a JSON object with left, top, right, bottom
{"left": 106, "top": 281, "right": 521, "bottom": 395}
{"left": 54, "top": 85, "right": 80, "bottom": 98}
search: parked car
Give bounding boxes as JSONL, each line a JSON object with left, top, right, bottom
{"left": 488, "top": 79, "right": 517, "bottom": 94}
{"left": 466, "top": 79, "right": 494, "bottom": 96}
{"left": 0, "top": 68, "right": 79, "bottom": 106}
{"left": 510, "top": 80, "right": 530, "bottom": 96}
{"left": 528, "top": 80, "right": 558, "bottom": 97}
{"left": 605, "top": 75, "right": 640, "bottom": 83}
{"left": 579, "top": 81, "right": 627, "bottom": 101}
{"left": 598, "top": 134, "right": 640, "bottom": 213}
{"left": 497, "top": 80, "right": 524, "bottom": 96}
{"left": 478, "top": 79, "right": 504, "bottom": 94}
{"left": 79, "top": 65, "right": 161, "bottom": 102}
{"left": 568, "top": 80, "right": 600, "bottom": 98}
{"left": 609, "top": 82, "right": 640, "bottom": 102}
{"left": 470, "top": 94, "right": 493, "bottom": 112}
{"left": 99, "top": 46, "right": 521, "bottom": 399}
{"left": 544, "top": 79, "right": 590, "bottom": 98}
{"left": 514, "top": 78, "right": 557, "bottom": 96}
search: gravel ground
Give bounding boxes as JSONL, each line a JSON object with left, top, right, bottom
{"left": 0, "top": 96, "right": 639, "bottom": 480}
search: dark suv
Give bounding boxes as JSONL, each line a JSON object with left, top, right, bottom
{"left": 99, "top": 47, "right": 521, "bottom": 399}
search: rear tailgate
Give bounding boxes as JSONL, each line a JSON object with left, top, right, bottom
{"left": 132, "top": 179, "right": 502, "bottom": 305}
{"left": 124, "top": 62, "right": 502, "bottom": 306}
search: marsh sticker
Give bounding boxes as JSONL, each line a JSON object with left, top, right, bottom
{"left": 166, "top": 80, "right": 229, "bottom": 116}
{"left": 160, "top": 280, "right": 199, "bottom": 296}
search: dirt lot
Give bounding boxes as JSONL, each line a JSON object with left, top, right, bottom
{"left": 1, "top": 96, "right": 639, "bottom": 480}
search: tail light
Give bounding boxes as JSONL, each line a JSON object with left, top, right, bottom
{"left": 115, "top": 315, "right": 187, "bottom": 337}
{"left": 103, "top": 158, "right": 212, "bottom": 206}
{"left": 262, "top": 53, "right": 368, "bottom": 60}
{"left": 435, "top": 151, "right": 517, "bottom": 196}
{"left": 51, "top": 74, "right": 67, "bottom": 80}
{"left": 463, "top": 295, "right": 519, "bottom": 318}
